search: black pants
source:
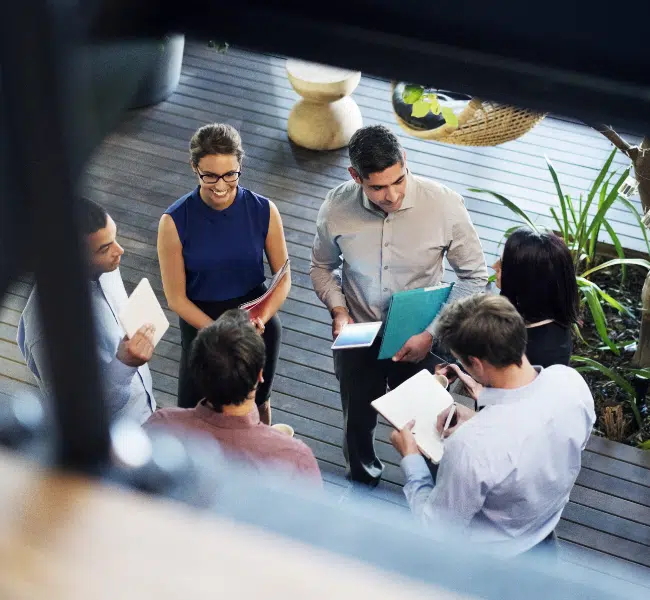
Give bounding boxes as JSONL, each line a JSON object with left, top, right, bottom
{"left": 333, "top": 336, "right": 442, "bottom": 486}
{"left": 177, "top": 285, "right": 282, "bottom": 409}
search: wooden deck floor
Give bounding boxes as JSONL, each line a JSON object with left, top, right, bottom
{"left": 0, "top": 41, "right": 649, "bottom": 592}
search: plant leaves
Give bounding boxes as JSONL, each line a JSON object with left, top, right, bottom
{"left": 638, "top": 440, "right": 650, "bottom": 450}
{"left": 601, "top": 218, "right": 627, "bottom": 283}
{"left": 571, "top": 355, "right": 642, "bottom": 428}
{"left": 441, "top": 106, "right": 459, "bottom": 127}
{"left": 617, "top": 194, "right": 650, "bottom": 256}
{"left": 576, "top": 276, "right": 632, "bottom": 317}
{"left": 581, "top": 257, "right": 650, "bottom": 278}
{"left": 423, "top": 94, "right": 441, "bottom": 114}
{"left": 546, "top": 156, "right": 570, "bottom": 241}
{"left": 584, "top": 168, "right": 630, "bottom": 246}
{"left": 578, "top": 286, "right": 619, "bottom": 355}
{"left": 411, "top": 99, "right": 431, "bottom": 118}
{"left": 402, "top": 85, "right": 424, "bottom": 104}
{"left": 469, "top": 189, "right": 539, "bottom": 232}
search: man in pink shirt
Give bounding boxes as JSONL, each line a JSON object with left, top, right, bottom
{"left": 145, "top": 309, "right": 321, "bottom": 485}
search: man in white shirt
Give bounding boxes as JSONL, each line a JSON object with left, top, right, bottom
{"left": 391, "top": 294, "right": 595, "bottom": 557}
{"left": 17, "top": 198, "right": 157, "bottom": 423}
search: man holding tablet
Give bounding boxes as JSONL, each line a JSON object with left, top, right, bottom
{"left": 310, "top": 125, "right": 488, "bottom": 487}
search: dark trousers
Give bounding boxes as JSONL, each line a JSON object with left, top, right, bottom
{"left": 177, "top": 286, "right": 282, "bottom": 409}
{"left": 333, "top": 336, "right": 442, "bottom": 486}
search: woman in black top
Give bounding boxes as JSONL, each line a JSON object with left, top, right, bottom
{"left": 492, "top": 227, "right": 579, "bottom": 367}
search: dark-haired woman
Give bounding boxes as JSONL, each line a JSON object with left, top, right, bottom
{"left": 493, "top": 227, "right": 579, "bottom": 367}
{"left": 157, "top": 123, "right": 291, "bottom": 424}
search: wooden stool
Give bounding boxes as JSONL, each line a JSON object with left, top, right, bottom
{"left": 286, "top": 59, "right": 363, "bottom": 151}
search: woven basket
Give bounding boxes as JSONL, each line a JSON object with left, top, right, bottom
{"left": 392, "top": 92, "right": 546, "bottom": 146}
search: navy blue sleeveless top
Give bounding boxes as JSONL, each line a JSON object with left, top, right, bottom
{"left": 165, "top": 186, "right": 270, "bottom": 302}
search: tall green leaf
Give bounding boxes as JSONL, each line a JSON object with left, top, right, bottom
{"left": 546, "top": 156, "right": 570, "bottom": 242}
{"left": 577, "top": 276, "right": 632, "bottom": 316}
{"left": 581, "top": 257, "right": 650, "bottom": 278}
{"left": 571, "top": 356, "right": 642, "bottom": 428}
{"left": 585, "top": 168, "right": 631, "bottom": 258}
{"left": 601, "top": 218, "right": 627, "bottom": 283}
{"left": 579, "top": 286, "right": 620, "bottom": 354}
{"left": 469, "top": 189, "right": 540, "bottom": 232}
{"left": 549, "top": 208, "right": 566, "bottom": 240}
{"left": 576, "top": 149, "right": 617, "bottom": 253}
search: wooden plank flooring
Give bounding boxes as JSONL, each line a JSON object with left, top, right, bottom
{"left": 0, "top": 41, "right": 649, "bottom": 590}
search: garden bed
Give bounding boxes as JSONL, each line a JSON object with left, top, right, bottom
{"left": 573, "top": 262, "right": 650, "bottom": 448}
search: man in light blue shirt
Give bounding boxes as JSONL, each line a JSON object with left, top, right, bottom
{"left": 391, "top": 294, "right": 595, "bottom": 557}
{"left": 17, "top": 199, "right": 157, "bottom": 423}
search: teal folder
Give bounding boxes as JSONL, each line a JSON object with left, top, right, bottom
{"left": 377, "top": 283, "right": 454, "bottom": 360}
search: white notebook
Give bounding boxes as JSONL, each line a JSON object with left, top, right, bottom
{"left": 118, "top": 278, "right": 169, "bottom": 348}
{"left": 371, "top": 369, "right": 454, "bottom": 463}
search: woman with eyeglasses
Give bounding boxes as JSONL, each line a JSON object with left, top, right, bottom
{"left": 157, "top": 123, "right": 291, "bottom": 424}
{"left": 492, "top": 226, "right": 579, "bottom": 368}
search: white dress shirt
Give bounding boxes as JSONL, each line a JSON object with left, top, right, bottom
{"left": 401, "top": 365, "right": 595, "bottom": 556}
{"left": 17, "top": 268, "right": 155, "bottom": 424}
{"left": 310, "top": 173, "right": 488, "bottom": 335}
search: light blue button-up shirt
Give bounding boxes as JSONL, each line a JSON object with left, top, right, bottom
{"left": 401, "top": 365, "right": 595, "bottom": 556}
{"left": 17, "top": 268, "right": 156, "bottom": 424}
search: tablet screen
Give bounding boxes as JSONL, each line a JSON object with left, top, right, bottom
{"left": 331, "top": 322, "right": 382, "bottom": 350}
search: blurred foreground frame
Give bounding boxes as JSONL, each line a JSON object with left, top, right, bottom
{"left": 0, "top": 1, "right": 648, "bottom": 598}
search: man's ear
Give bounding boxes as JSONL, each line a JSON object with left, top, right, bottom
{"left": 258, "top": 369, "right": 264, "bottom": 384}
{"left": 348, "top": 166, "right": 363, "bottom": 184}
{"left": 467, "top": 356, "right": 483, "bottom": 373}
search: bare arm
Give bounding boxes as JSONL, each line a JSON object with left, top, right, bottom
{"left": 258, "top": 201, "right": 291, "bottom": 324}
{"left": 157, "top": 214, "right": 213, "bottom": 330}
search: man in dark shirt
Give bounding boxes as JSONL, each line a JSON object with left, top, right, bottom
{"left": 145, "top": 309, "right": 321, "bottom": 485}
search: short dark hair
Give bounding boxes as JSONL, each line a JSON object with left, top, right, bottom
{"left": 189, "top": 123, "right": 245, "bottom": 168}
{"left": 348, "top": 125, "right": 403, "bottom": 179}
{"left": 435, "top": 294, "right": 527, "bottom": 368}
{"left": 500, "top": 227, "right": 579, "bottom": 327}
{"left": 189, "top": 309, "right": 265, "bottom": 410}
{"left": 77, "top": 197, "right": 108, "bottom": 235}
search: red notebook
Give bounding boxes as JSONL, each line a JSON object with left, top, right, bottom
{"left": 239, "top": 259, "right": 290, "bottom": 319}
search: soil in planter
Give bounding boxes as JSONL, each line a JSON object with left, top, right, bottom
{"left": 572, "top": 262, "right": 650, "bottom": 449}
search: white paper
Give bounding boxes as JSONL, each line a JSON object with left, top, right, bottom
{"left": 371, "top": 369, "right": 453, "bottom": 463}
{"left": 117, "top": 278, "right": 169, "bottom": 348}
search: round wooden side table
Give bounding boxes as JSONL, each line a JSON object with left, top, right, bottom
{"left": 286, "top": 59, "right": 363, "bottom": 151}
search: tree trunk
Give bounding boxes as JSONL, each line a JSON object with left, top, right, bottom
{"left": 631, "top": 137, "right": 650, "bottom": 367}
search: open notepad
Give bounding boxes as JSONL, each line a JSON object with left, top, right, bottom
{"left": 239, "top": 259, "right": 290, "bottom": 319}
{"left": 371, "top": 370, "right": 454, "bottom": 463}
{"left": 117, "top": 278, "right": 169, "bottom": 348}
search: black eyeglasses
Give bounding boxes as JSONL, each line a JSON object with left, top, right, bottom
{"left": 196, "top": 169, "right": 241, "bottom": 184}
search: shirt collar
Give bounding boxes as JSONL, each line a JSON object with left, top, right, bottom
{"left": 478, "top": 366, "right": 543, "bottom": 409}
{"left": 360, "top": 170, "right": 416, "bottom": 216}
{"left": 194, "top": 399, "right": 260, "bottom": 429}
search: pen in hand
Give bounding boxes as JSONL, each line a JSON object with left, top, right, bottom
{"left": 441, "top": 403, "right": 457, "bottom": 439}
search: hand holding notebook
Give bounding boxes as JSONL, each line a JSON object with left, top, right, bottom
{"left": 372, "top": 369, "right": 453, "bottom": 463}
{"left": 118, "top": 278, "right": 170, "bottom": 347}
{"left": 239, "top": 259, "right": 290, "bottom": 320}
